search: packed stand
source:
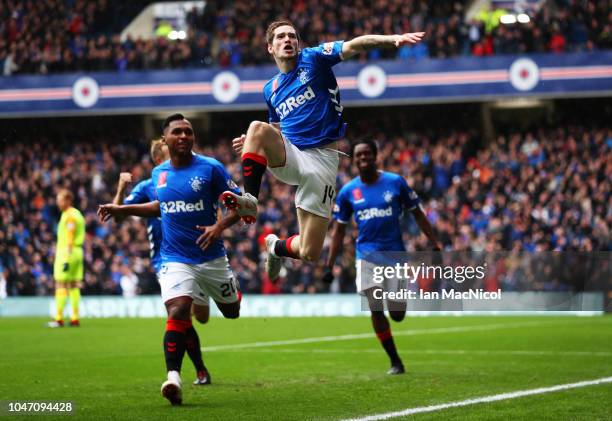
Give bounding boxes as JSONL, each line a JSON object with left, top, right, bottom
{"left": 2, "top": 0, "right": 612, "bottom": 75}
{"left": 0, "top": 125, "right": 159, "bottom": 298}
{"left": 1, "top": 118, "right": 609, "bottom": 297}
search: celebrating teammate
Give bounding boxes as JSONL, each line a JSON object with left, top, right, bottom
{"left": 325, "top": 140, "right": 441, "bottom": 375}
{"left": 48, "top": 189, "right": 85, "bottom": 328}
{"left": 98, "top": 114, "right": 241, "bottom": 405}
{"left": 222, "top": 20, "right": 425, "bottom": 283}
{"left": 112, "top": 138, "right": 211, "bottom": 386}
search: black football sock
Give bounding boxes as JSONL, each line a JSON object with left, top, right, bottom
{"left": 185, "top": 326, "right": 206, "bottom": 372}
{"left": 274, "top": 235, "right": 300, "bottom": 259}
{"left": 242, "top": 152, "right": 267, "bottom": 198}
{"left": 164, "top": 319, "right": 190, "bottom": 372}
{"left": 377, "top": 328, "right": 402, "bottom": 365}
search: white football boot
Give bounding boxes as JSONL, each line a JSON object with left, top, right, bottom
{"left": 220, "top": 191, "right": 258, "bottom": 224}
{"left": 265, "top": 234, "right": 282, "bottom": 281}
{"left": 161, "top": 370, "right": 182, "bottom": 405}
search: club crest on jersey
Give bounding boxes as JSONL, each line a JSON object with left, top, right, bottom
{"left": 352, "top": 188, "right": 365, "bottom": 203}
{"left": 157, "top": 171, "right": 168, "bottom": 188}
{"left": 322, "top": 42, "right": 334, "bottom": 55}
{"left": 298, "top": 68, "right": 309, "bottom": 85}
{"left": 189, "top": 176, "right": 204, "bottom": 192}
{"left": 383, "top": 190, "right": 393, "bottom": 203}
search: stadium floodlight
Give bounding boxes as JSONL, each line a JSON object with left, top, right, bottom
{"left": 517, "top": 13, "right": 530, "bottom": 23}
{"left": 500, "top": 14, "right": 517, "bottom": 24}
{"left": 177, "top": 30, "right": 187, "bottom": 40}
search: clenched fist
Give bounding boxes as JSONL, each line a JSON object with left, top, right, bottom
{"left": 232, "top": 134, "right": 246, "bottom": 155}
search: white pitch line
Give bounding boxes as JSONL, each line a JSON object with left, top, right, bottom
{"left": 202, "top": 321, "right": 550, "bottom": 352}
{"left": 341, "top": 376, "right": 612, "bottom": 421}
{"left": 214, "top": 348, "right": 612, "bottom": 357}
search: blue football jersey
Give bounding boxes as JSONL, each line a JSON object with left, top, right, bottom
{"left": 333, "top": 172, "right": 421, "bottom": 258}
{"left": 151, "top": 154, "right": 241, "bottom": 265}
{"left": 263, "top": 41, "right": 347, "bottom": 150}
{"left": 124, "top": 178, "right": 162, "bottom": 272}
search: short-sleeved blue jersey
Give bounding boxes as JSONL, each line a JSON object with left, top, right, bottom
{"left": 263, "top": 41, "right": 347, "bottom": 150}
{"left": 151, "top": 154, "right": 241, "bottom": 265}
{"left": 333, "top": 172, "right": 421, "bottom": 258}
{"left": 124, "top": 178, "right": 162, "bottom": 272}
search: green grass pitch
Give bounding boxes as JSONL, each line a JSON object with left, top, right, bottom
{"left": 1, "top": 316, "right": 611, "bottom": 420}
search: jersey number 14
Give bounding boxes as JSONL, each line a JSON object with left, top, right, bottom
{"left": 322, "top": 185, "right": 335, "bottom": 205}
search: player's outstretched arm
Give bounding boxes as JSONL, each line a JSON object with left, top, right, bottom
{"left": 411, "top": 206, "right": 442, "bottom": 251}
{"left": 342, "top": 32, "right": 425, "bottom": 60}
{"left": 112, "top": 172, "right": 133, "bottom": 205}
{"left": 323, "top": 221, "right": 347, "bottom": 283}
{"left": 195, "top": 210, "right": 241, "bottom": 250}
{"left": 111, "top": 172, "right": 133, "bottom": 223}
{"left": 97, "top": 201, "right": 160, "bottom": 222}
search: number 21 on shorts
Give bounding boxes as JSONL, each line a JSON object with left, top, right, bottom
{"left": 220, "top": 277, "right": 238, "bottom": 297}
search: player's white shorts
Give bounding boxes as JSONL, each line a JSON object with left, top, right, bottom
{"left": 268, "top": 135, "right": 339, "bottom": 219}
{"left": 157, "top": 271, "right": 210, "bottom": 307}
{"left": 191, "top": 281, "right": 211, "bottom": 307}
{"left": 356, "top": 259, "right": 406, "bottom": 301}
{"left": 158, "top": 256, "right": 239, "bottom": 304}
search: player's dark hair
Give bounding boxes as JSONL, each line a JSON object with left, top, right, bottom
{"left": 351, "top": 139, "right": 378, "bottom": 159}
{"left": 266, "top": 20, "right": 300, "bottom": 45}
{"left": 162, "top": 113, "right": 186, "bottom": 132}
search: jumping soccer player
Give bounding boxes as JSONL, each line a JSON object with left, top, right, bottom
{"left": 325, "top": 140, "right": 441, "bottom": 374}
{"left": 112, "top": 138, "right": 211, "bottom": 386}
{"left": 98, "top": 114, "right": 241, "bottom": 405}
{"left": 49, "top": 189, "right": 85, "bottom": 328}
{"left": 222, "top": 20, "right": 425, "bottom": 283}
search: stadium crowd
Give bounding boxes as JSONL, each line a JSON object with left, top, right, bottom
{"left": 1, "top": 117, "right": 609, "bottom": 297}
{"left": 2, "top": 0, "right": 611, "bottom": 75}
